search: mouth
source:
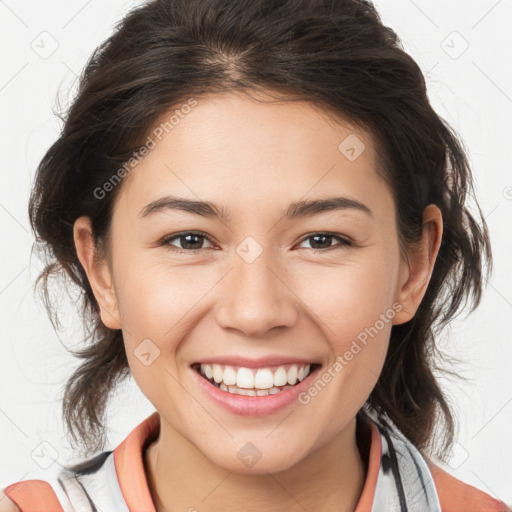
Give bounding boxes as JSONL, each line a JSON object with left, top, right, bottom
{"left": 190, "top": 362, "right": 322, "bottom": 397}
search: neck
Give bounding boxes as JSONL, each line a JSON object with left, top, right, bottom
{"left": 144, "top": 413, "right": 370, "bottom": 512}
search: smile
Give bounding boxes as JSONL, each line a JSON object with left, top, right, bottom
{"left": 191, "top": 362, "right": 322, "bottom": 397}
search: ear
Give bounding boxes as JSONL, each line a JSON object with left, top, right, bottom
{"left": 73, "top": 216, "right": 122, "bottom": 330}
{"left": 393, "top": 204, "right": 443, "bottom": 325}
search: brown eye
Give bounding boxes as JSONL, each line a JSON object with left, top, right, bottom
{"left": 298, "top": 233, "right": 353, "bottom": 252}
{"left": 162, "top": 231, "right": 215, "bottom": 253}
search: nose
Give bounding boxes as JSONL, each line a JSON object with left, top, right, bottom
{"left": 215, "top": 251, "right": 299, "bottom": 338}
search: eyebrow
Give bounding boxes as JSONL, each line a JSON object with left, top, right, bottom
{"left": 138, "top": 194, "right": 373, "bottom": 221}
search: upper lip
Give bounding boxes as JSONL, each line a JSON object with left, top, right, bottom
{"left": 191, "top": 355, "right": 321, "bottom": 368}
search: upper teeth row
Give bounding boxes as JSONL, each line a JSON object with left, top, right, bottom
{"left": 200, "top": 363, "right": 312, "bottom": 389}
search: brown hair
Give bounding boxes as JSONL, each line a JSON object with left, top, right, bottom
{"left": 29, "top": 0, "right": 492, "bottom": 460}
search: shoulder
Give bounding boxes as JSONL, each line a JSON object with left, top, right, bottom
{"left": 1, "top": 480, "right": 62, "bottom": 512}
{"left": 428, "top": 461, "right": 511, "bottom": 512}
{"left": 0, "top": 490, "right": 20, "bottom": 512}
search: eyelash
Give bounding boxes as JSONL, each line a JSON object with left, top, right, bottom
{"left": 160, "top": 231, "right": 354, "bottom": 254}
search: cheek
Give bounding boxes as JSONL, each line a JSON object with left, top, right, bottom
{"left": 295, "top": 252, "right": 396, "bottom": 393}
{"left": 115, "top": 260, "right": 199, "bottom": 400}
{"left": 317, "top": 304, "right": 391, "bottom": 424}
{"left": 113, "top": 254, "right": 209, "bottom": 335}
{"left": 297, "top": 253, "right": 399, "bottom": 335}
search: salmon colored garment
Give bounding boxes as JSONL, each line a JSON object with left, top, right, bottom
{"left": 3, "top": 411, "right": 510, "bottom": 511}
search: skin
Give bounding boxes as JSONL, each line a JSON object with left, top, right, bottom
{"left": 73, "top": 90, "right": 443, "bottom": 512}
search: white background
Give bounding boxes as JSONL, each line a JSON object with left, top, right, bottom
{"left": 0, "top": 0, "right": 511, "bottom": 506}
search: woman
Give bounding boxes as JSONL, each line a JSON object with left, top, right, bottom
{"left": 1, "top": 0, "right": 509, "bottom": 510}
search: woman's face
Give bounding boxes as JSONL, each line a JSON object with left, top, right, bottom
{"left": 75, "top": 90, "right": 437, "bottom": 474}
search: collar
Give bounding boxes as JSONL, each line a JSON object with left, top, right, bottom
{"left": 113, "top": 411, "right": 382, "bottom": 511}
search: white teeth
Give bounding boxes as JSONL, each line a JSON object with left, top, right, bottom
{"left": 236, "top": 367, "right": 254, "bottom": 389}
{"left": 254, "top": 368, "right": 274, "bottom": 389}
{"left": 273, "top": 367, "right": 288, "bottom": 386}
{"left": 213, "top": 365, "right": 224, "bottom": 384}
{"left": 198, "top": 363, "right": 313, "bottom": 390}
{"left": 287, "top": 365, "right": 298, "bottom": 385}
{"left": 223, "top": 366, "right": 237, "bottom": 386}
{"left": 225, "top": 384, "right": 294, "bottom": 396}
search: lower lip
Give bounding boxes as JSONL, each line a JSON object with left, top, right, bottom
{"left": 190, "top": 365, "right": 322, "bottom": 416}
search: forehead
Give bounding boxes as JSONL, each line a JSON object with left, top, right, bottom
{"left": 114, "top": 90, "right": 390, "bottom": 222}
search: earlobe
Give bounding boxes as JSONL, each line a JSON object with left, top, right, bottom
{"left": 73, "top": 216, "right": 122, "bottom": 330}
{"left": 392, "top": 204, "right": 443, "bottom": 325}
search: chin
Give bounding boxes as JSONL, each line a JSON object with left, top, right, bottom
{"left": 206, "top": 444, "right": 306, "bottom": 475}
